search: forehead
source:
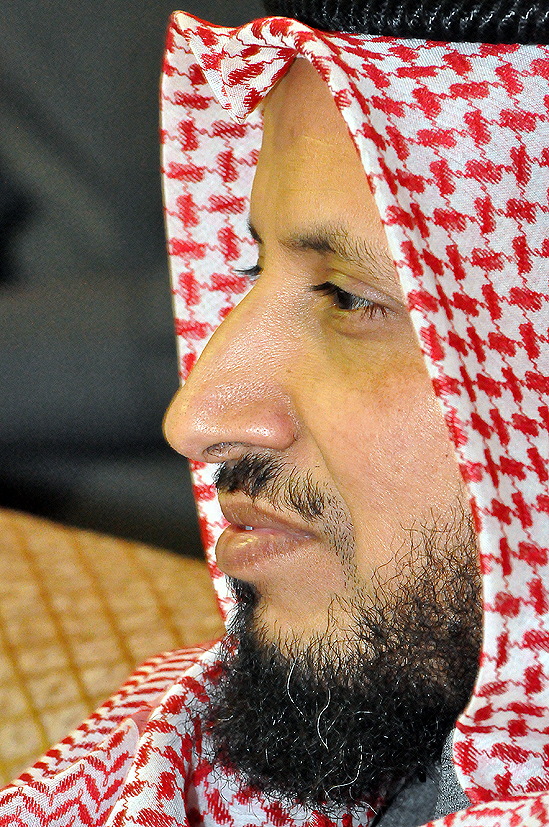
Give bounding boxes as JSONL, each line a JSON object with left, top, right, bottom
{"left": 262, "top": 59, "right": 351, "bottom": 154}
{"left": 251, "top": 59, "right": 390, "bottom": 257}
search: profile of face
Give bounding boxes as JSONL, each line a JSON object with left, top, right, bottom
{"left": 164, "top": 59, "right": 481, "bottom": 809}
{"left": 165, "top": 58, "right": 473, "bottom": 645}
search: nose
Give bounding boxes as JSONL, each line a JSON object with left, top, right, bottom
{"left": 163, "top": 285, "right": 298, "bottom": 463}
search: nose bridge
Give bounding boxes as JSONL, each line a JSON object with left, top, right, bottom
{"left": 187, "top": 282, "right": 286, "bottom": 405}
{"left": 164, "top": 282, "right": 298, "bottom": 461}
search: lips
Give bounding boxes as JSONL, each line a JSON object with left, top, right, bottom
{"left": 215, "top": 495, "right": 317, "bottom": 578}
{"left": 219, "top": 497, "right": 316, "bottom": 534}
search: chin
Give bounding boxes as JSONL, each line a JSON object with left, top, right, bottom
{"left": 203, "top": 517, "right": 481, "bottom": 811}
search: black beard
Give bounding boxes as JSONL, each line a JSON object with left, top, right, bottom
{"left": 205, "top": 456, "right": 483, "bottom": 814}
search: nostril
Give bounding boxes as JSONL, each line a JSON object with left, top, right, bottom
{"left": 205, "top": 442, "right": 248, "bottom": 461}
{"left": 207, "top": 442, "right": 235, "bottom": 457}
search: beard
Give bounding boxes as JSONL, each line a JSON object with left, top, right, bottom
{"left": 204, "top": 454, "right": 483, "bottom": 814}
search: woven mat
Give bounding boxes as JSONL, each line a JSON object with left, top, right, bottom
{"left": 0, "top": 508, "right": 224, "bottom": 786}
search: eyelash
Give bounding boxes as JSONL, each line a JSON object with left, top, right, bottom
{"left": 235, "top": 264, "right": 262, "bottom": 280}
{"left": 311, "top": 282, "right": 388, "bottom": 319}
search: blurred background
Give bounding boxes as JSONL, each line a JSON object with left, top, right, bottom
{"left": 0, "top": 0, "right": 264, "bottom": 558}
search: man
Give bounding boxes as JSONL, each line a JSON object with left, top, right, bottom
{"left": 1, "top": 2, "right": 548, "bottom": 826}
{"left": 163, "top": 47, "right": 481, "bottom": 821}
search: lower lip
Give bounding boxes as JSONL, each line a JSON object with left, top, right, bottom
{"left": 215, "top": 523, "right": 316, "bottom": 579}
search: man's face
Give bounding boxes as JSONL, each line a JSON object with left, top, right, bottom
{"left": 164, "top": 58, "right": 472, "bottom": 650}
{"left": 164, "top": 58, "right": 481, "bottom": 809}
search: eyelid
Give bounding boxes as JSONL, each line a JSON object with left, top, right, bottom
{"left": 310, "top": 278, "right": 380, "bottom": 302}
{"left": 314, "top": 274, "right": 401, "bottom": 311}
{"left": 321, "top": 254, "right": 405, "bottom": 306}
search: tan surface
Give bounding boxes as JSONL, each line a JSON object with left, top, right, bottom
{"left": 0, "top": 508, "right": 224, "bottom": 786}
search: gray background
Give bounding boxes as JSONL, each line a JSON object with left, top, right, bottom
{"left": 0, "top": 0, "right": 263, "bottom": 556}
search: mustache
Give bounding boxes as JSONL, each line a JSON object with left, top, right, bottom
{"left": 214, "top": 454, "right": 326, "bottom": 522}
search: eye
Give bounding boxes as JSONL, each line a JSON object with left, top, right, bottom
{"left": 311, "top": 281, "right": 388, "bottom": 320}
{"left": 234, "top": 263, "right": 262, "bottom": 281}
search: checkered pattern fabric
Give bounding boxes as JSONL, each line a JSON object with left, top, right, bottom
{"left": 1, "top": 12, "right": 548, "bottom": 826}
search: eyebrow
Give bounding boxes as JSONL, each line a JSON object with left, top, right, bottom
{"left": 247, "top": 219, "right": 395, "bottom": 283}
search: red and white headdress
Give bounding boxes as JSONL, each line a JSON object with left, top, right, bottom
{"left": 161, "top": 11, "right": 549, "bottom": 808}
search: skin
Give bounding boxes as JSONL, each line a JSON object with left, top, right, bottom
{"left": 164, "top": 58, "right": 471, "bottom": 649}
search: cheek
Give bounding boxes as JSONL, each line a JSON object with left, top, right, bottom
{"left": 308, "top": 354, "right": 464, "bottom": 562}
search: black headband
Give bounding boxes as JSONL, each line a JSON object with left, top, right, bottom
{"left": 262, "top": 0, "right": 549, "bottom": 43}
